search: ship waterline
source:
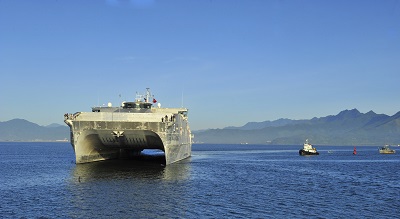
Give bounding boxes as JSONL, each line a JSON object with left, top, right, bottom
{"left": 64, "top": 89, "right": 192, "bottom": 165}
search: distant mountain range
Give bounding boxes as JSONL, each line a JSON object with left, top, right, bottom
{"left": 2, "top": 109, "right": 400, "bottom": 145}
{"left": 0, "top": 119, "right": 69, "bottom": 142}
{"left": 194, "top": 109, "right": 400, "bottom": 146}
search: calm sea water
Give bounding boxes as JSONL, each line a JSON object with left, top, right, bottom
{"left": 0, "top": 142, "right": 399, "bottom": 218}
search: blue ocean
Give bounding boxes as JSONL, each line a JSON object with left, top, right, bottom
{"left": 0, "top": 142, "right": 399, "bottom": 218}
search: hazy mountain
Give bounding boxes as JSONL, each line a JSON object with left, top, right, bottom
{"left": 45, "top": 123, "right": 65, "bottom": 128}
{"left": 0, "top": 119, "right": 69, "bottom": 141}
{"left": 194, "top": 109, "right": 400, "bottom": 146}
{"left": 224, "top": 118, "right": 309, "bottom": 130}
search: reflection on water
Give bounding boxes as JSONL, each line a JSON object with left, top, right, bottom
{"left": 67, "top": 156, "right": 193, "bottom": 218}
{"left": 71, "top": 156, "right": 192, "bottom": 182}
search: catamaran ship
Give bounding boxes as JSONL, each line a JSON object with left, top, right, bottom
{"left": 64, "top": 88, "right": 192, "bottom": 165}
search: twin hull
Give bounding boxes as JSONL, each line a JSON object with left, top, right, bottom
{"left": 66, "top": 111, "right": 191, "bottom": 165}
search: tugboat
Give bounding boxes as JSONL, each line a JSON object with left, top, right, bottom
{"left": 299, "top": 139, "right": 319, "bottom": 156}
{"left": 379, "top": 145, "right": 396, "bottom": 154}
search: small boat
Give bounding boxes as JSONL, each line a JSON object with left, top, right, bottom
{"left": 379, "top": 145, "right": 396, "bottom": 154}
{"left": 299, "top": 139, "right": 319, "bottom": 156}
{"left": 353, "top": 147, "right": 357, "bottom": 155}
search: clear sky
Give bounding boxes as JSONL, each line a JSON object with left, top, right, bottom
{"left": 0, "top": 0, "right": 399, "bottom": 130}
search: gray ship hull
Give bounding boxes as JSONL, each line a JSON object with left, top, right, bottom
{"left": 65, "top": 109, "right": 192, "bottom": 165}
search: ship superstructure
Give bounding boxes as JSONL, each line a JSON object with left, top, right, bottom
{"left": 64, "top": 88, "right": 192, "bottom": 165}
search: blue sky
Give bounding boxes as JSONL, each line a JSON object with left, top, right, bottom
{"left": 0, "top": 0, "right": 399, "bottom": 130}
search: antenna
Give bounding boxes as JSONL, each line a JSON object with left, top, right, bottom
{"left": 146, "top": 88, "right": 150, "bottom": 103}
{"left": 118, "top": 94, "right": 121, "bottom": 113}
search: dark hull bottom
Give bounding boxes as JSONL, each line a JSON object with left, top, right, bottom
{"left": 299, "top": 149, "right": 319, "bottom": 156}
{"left": 77, "top": 149, "right": 163, "bottom": 164}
